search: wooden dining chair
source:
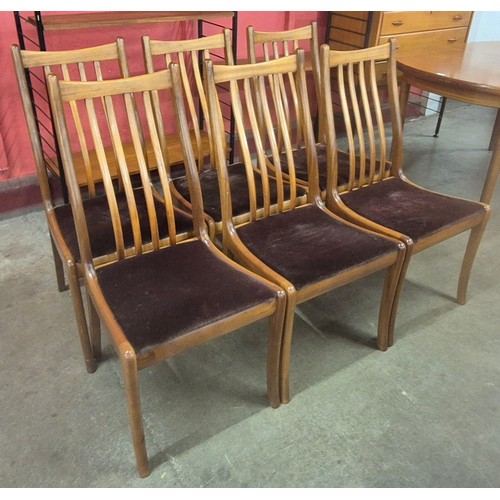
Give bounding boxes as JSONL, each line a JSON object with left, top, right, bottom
{"left": 247, "top": 23, "right": 325, "bottom": 189}
{"left": 319, "top": 39, "right": 491, "bottom": 344}
{"left": 12, "top": 40, "right": 195, "bottom": 375}
{"left": 204, "top": 50, "right": 408, "bottom": 404}
{"left": 142, "top": 30, "right": 234, "bottom": 237}
{"left": 47, "top": 66, "right": 286, "bottom": 477}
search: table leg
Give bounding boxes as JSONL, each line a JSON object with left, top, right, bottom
{"left": 489, "top": 109, "right": 500, "bottom": 152}
{"left": 480, "top": 147, "right": 500, "bottom": 205}
{"left": 399, "top": 79, "right": 411, "bottom": 129}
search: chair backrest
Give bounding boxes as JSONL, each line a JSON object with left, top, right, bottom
{"left": 205, "top": 50, "right": 319, "bottom": 234}
{"left": 46, "top": 66, "right": 207, "bottom": 268}
{"left": 247, "top": 23, "right": 320, "bottom": 151}
{"left": 11, "top": 40, "right": 131, "bottom": 199}
{"left": 142, "top": 30, "right": 234, "bottom": 171}
{"left": 319, "top": 39, "right": 403, "bottom": 200}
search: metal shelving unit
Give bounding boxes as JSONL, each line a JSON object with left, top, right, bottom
{"left": 13, "top": 11, "right": 238, "bottom": 202}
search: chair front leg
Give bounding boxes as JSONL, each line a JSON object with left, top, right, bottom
{"left": 267, "top": 290, "right": 287, "bottom": 409}
{"left": 121, "top": 349, "right": 150, "bottom": 478}
{"left": 457, "top": 211, "right": 491, "bottom": 305}
{"left": 279, "top": 287, "right": 298, "bottom": 405}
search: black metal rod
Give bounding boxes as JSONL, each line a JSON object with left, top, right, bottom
{"left": 433, "top": 96, "right": 447, "bottom": 138}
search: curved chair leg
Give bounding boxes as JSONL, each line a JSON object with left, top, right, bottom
{"left": 377, "top": 263, "right": 402, "bottom": 351}
{"left": 87, "top": 292, "right": 102, "bottom": 361}
{"left": 50, "top": 235, "right": 68, "bottom": 292}
{"left": 386, "top": 244, "right": 412, "bottom": 349}
{"left": 122, "top": 351, "right": 150, "bottom": 478}
{"left": 279, "top": 288, "right": 297, "bottom": 405}
{"left": 267, "top": 291, "right": 286, "bottom": 409}
{"left": 457, "top": 213, "right": 491, "bottom": 305}
{"left": 67, "top": 262, "right": 96, "bottom": 374}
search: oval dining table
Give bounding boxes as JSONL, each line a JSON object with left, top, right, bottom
{"left": 397, "top": 41, "right": 500, "bottom": 204}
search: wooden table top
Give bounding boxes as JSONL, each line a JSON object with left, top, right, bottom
{"left": 396, "top": 41, "right": 500, "bottom": 105}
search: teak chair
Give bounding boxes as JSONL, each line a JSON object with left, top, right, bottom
{"left": 47, "top": 65, "right": 286, "bottom": 477}
{"left": 12, "top": 41, "right": 194, "bottom": 375}
{"left": 205, "top": 51, "right": 408, "bottom": 404}
{"left": 247, "top": 22, "right": 324, "bottom": 188}
{"left": 143, "top": 30, "right": 305, "bottom": 237}
{"left": 142, "top": 30, "right": 234, "bottom": 237}
{"left": 320, "top": 39, "right": 491, "bottom": 339}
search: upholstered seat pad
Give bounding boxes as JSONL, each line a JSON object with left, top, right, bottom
{"left": 55, "top": 187, "right": 193, "bottom": 261}
{"left": 340, "top": 177, "right": 485, "bottom": 242}
{"left": 173, "top": 163, "right": 307, "bottom": 221}
{"left": 284, "top": 146, "right": 387, "bottom": 191}
{"left": 281, "top": 144, "right": 328, "bottom": 189}
{"left": 96, "top": 240, "right": 277, "bottom": 354}
{"left": 237, "top": 205, "right": 398, "bottom": 290}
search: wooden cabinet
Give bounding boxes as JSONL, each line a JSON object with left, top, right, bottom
{"left": 327, "top": 11, "right": 474, "bottom": 122}
{"left": 327, "top": 11, "right": 474, "bottom": 55}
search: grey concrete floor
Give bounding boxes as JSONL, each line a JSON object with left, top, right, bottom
{"left": 1, "top": 102, "right": 499, "bottom": 487}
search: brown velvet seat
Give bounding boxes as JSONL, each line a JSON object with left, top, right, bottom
{"left": 280, "top": 146, "right": 373, "bottom": 191}
{"left": 205, "top": 52, "right": 407, "bottom": 405}
{"left": 55, "top": 187, "right": 193, "bottom": 263}
{"left": 340, "top": 177, "right": 486, "bottom": 243}
{"left": 237, "top": 205, "right": 398, "bottom": 290}
{"left": 320, "top": 40, "right": 490, "bottom": 328}
{"left": 97, "top": 240, "right": 278, "bottom": 354}
{"left": 173, "top": 163, "right": 307, "bottom": 223}
{"left": 47, "top": 65, "right": 286, "bottom": 478}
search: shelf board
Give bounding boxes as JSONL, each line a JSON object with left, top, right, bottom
{"left": 28, "top": 11, "right": 234, "bottom": 31}
{"left": 47, "top": 131, "right": 211, "bottom": 187}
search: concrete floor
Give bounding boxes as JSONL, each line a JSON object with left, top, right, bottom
{"left": 1, "top": 102, "right": 499, "bottom": 487}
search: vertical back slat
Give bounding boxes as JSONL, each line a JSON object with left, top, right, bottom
{"left": 243, "top": 77, "right": 271, "bottom": 217}
{"left": 230, "top": 78, "right": 258, "bottom": 221}
{"left": 102, "top": 93, "right": 144, "bottom": 254}
{"left": 142, "top": 89, "right": 178, "bottom": 245}
{"left": 337, "top": 64, "right": 356, "bottom": 191}
{"left": 122, "top": 91, "right": 161, "bottom": 251}
{"left": 347, "top": 63, "right": 367, "bottom": 184}
{"left": 58, "top": 63, "right": 97, "bottom": 196}
{"left": 369, "top": 59, "right": 387, "bottom": 179}
{"left": 84, "top": 94, "right": 125, "bottom": 259}
{"left": 359, "top": 60, "right": 378, "bottom": 184}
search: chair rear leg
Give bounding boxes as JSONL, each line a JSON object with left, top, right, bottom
{"left": 50, "top": 235, "right": 68, "bottom": 292}
{"left": 457, "top": 213, "right": 491, "bottom": 305}
{"left": 87, "top": 292, "right": 102, "bottom": 361}
{"left": 121, "top": 351, "right": 150, "bottom": 478}
{"left": 67, "top": 262, "right": 96, "bottom": 373}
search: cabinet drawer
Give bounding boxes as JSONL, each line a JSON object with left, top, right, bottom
{"left": 380, "top": 11, "right": 472, "bottom": 35}
{"left": 379, "top": 28, "right": 469, "bottom": 55}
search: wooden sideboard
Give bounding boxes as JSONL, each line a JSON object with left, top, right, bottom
{"left": 327, "top": 11, "right": 473, "bottom": 54}
{"left": 326, "top": 11, "right": 474, "bottom": 124}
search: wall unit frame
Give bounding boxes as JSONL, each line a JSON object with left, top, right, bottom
{"left": 13, "top": 11, "right": 238, "bottom": 202}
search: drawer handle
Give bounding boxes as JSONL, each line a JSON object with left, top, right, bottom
{"left": 453, "top": 15, "right": 463, "bottom": 20}
{"left": 392, "top": 20, "right": 404, "bottom": 26}
{"left": 448, "top": 38, "right": 458, "bottom": 43}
